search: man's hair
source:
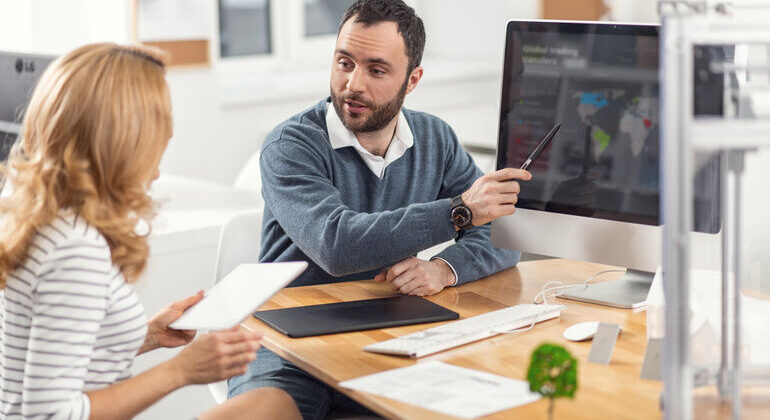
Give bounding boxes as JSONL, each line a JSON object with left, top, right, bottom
{"left": 339, "top": 0, "right": 426, "bottom": 74}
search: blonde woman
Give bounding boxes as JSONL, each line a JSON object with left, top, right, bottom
{"left": 0, "top": 44, "right": 300, "bottom": 420}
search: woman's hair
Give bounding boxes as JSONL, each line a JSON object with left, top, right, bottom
{"left": 0, "top": 43, "right": 171, "bottom": 286}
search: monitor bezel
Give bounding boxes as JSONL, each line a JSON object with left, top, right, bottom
{"left": 495, "top": 19, "right": 662, "bottom": 226}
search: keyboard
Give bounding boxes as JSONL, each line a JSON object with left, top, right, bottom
{"left": 362, "top": 304, "right": 564, "bottom": 358}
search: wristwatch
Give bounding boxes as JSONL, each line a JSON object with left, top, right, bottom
{"left": 450, "top": 195, "right": 473, "bottom": 231}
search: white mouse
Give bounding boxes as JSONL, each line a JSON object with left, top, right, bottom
{"left": 563, "top": 321, "right": 623, "bottom": 342}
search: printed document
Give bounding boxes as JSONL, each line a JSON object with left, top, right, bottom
{"left": 339, "top": 361, "right": 540, "bottom": 419}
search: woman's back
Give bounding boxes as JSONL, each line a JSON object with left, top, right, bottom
{"left": 1, "top": 211, "right": 147, "bottom": 419}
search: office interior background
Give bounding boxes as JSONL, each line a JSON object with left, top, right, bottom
{"left": 1, "top": 0, "right": 770, "bottom": 419}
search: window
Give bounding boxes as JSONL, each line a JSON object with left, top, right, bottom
{"left": 304, "top": 0, "right": 354, "bottom": 37}
{"left": 219, "top": 0, "right": 272, "bottom": 57}
{"left": 217, "top": 0, "right": 359, "bottom": 62}
{"left": 216, "top": 0, "right": 415, "bottom": 74}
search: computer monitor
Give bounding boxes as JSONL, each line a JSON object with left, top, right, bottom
{"left": 0, "top": 52, "right": 55, "bottom": 162}
{"left": 491, "top": 20, "right": 722, "bottom": 309}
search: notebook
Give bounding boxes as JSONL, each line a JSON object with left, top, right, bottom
{"left": 253, "top": 295, "right": 460, "bottom": 338}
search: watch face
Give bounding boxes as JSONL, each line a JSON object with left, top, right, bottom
{"left": 452, "top": 206, "right": 471, "bottom": 227}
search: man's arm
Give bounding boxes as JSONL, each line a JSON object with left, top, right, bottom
{"left": 260, "top": 138, "right": 457, "bottom": 277}
{"left": 431, "top": 128, "right": 523, "bottom": 286}
{"left": 433, "top": 223, "right": 521, "bottom": 286}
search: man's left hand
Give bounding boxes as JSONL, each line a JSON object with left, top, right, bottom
{"left": 374, "top": 257, "right": 456, "bottom": 296}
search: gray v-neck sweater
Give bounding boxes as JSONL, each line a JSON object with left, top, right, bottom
{"left": 259, "top": 98, "right": 520, "bottom": 287}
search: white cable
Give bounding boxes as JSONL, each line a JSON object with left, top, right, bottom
{"left": 532, "top": 269, "right": 626, "bottom": 305}
{"left": 493, "top": 268, "right": 626, "bottom": 335}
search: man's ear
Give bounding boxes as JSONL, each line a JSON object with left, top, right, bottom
{"left": 405, "top": 66, "right": 424, "bottom": 95}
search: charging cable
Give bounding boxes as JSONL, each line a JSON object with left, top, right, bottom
{"left": 532, "top": 269, "right": 626, "bottom": 305}
{"left": 493, "top": 268, "right": 626, "bottom": 335}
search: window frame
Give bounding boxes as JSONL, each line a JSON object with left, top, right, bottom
{"left": 213, "top": 0, "right": 421, "bottom": 105}
{"left": 215, "top": 0, "right": 283, "bottom": 74}
{"left": 215, "top": 0, "right": 338, "bottom": 75}
{"left": 215, "top": 0, "right": 419, "bottom": 70}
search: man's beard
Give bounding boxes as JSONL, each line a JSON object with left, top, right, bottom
{"left": 330, "top": 78, "right": 408, "bottom": 133}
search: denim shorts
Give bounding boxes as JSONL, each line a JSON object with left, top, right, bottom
{"left": 227, "top": 347, "right": 376, "bottom": 420}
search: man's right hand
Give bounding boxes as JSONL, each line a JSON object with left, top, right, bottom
{"left": 461, "top": 168, "right": 532, "bottom": 226}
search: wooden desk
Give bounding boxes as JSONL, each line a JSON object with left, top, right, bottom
{"left": 242, "top": 259, "right": 766, "bottom": 419}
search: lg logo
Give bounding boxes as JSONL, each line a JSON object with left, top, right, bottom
{"left": 14, "top": 59, "right": 36, "bottom": 74}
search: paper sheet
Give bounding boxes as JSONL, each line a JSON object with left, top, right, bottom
{"left": 339, "top": 361, "right": 541, "bottom": 419}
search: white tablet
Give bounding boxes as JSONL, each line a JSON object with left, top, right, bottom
{"left": 170, "top": 261, "right": 308, "bottom": 331}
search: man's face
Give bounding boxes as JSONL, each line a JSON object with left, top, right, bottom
{"left": 330, "top": 19, "right": 420, "bottom": 133}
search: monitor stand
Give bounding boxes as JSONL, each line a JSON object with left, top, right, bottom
{"left": 558, "top": 269, "right": 653, "bottom": 309}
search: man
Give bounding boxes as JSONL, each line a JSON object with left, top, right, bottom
{"left": 228, "top": 1, "right": 531, "bottom": 418}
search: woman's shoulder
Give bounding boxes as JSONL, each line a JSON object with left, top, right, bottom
{"left": 42, "top": 211, "right": 108, "bottom": 244}
{"left": 32, "top": 211, "right": 113, "bottom": 276}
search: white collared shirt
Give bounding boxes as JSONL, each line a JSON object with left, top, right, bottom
{"left": 325, "top": 102, "right": 414, "bottom": 179}
{"left": 325, "top": 102, "right": 459, "bottom": 286}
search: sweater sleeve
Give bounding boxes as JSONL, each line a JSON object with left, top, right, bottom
{"left": 260, "top": 137, "right": 457, "bottom": 277}
{"left": 22, "top": 241, "right": 110, "bottom": 419}
{"left": 432, "top": 125, "right": 521, "bottom": 286}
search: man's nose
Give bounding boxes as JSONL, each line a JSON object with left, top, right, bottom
{"left": 346, "top": 67, "right": 365, "bottom": 93}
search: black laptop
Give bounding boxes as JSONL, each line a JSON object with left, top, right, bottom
{"left": 253, "top": 295, "right": 459, "bottom": 338}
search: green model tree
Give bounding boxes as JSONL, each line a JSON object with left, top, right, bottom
{"left": 527, "top": 343, "right": 578, "bottom": 420}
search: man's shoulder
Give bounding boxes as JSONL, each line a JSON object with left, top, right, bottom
{"left": 402, "top": 107, "right": 457, "bottom": 148}
{"left": 402, "top": 107, "right": 451, "bottom": 129}
{"left": 263, "top": 98, "right": 330, "bottom": 153}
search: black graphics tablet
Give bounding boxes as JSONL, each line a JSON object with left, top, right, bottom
{"left": 253, "top": 295, "right": 459, "bottom": 338}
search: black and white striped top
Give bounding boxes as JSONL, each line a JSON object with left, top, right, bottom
{"left": 0, "top": 212, "right": 148, "bottom": 419}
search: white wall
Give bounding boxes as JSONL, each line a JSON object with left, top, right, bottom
{"left": 0, "top": 0, "right": 131, "bottom": 55}
{"left": 0, "top": 0, "right": 541, "bottom": 182}
{"left": 416, "top": 0, "right": 540, "bottom": 61}
{"left": 162, "top": 0, "right": 541, "bottom": 184}
{"left": 0, "top": 0, "right": 33, "bottom": 53}
{"left": 606, "top": 0, "right": 659, "bottom": 22}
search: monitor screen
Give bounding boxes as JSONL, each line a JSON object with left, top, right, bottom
{"left": 0, "top": 123, "right": 18, "bottom": 162}
{"left": 0, "top": 52, "right": 55, "bottom": 162}
{"left": 496, "top": 21, "right": 720, "bottom": 233}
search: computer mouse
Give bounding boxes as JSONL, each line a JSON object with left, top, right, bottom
{"left": 563, "top": 321, "right": 622, "bottom": 342}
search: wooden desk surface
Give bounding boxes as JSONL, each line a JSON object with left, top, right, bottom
{"left": 241, "top": 259, "right": 766, "bottom": 419}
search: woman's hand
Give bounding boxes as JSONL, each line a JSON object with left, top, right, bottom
{"left": 139, "top": 290, "right": 204, "bottom": 355}
{"left": 168, "top": 327, "right": 262, "bottom": 385}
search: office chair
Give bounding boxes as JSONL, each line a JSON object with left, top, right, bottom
{"left": 210, "top": 209, "right": 264, "bottom": 403}
{"left": 233, "top": 149, "right": 261, "bottom": 193}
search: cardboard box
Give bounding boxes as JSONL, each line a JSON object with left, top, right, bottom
{"left": 543, "top": 0, "right": 608, "bottom": 21}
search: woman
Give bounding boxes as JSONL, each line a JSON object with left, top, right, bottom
{"left": 0, "top": 43, "right": 300, "bottom": 420}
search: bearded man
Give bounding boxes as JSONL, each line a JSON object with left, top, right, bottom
{"left": 228, "top": 1, "right": 531, "bottom": 419}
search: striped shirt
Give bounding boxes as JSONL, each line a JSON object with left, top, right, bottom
{"left": 0, "top": 212, "right": 148, "bottom": 419}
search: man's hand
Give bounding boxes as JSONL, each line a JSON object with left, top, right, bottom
{"left": 461, "top": 168, "right": 532, "bottom": 226}
{"left": 139, "top": 290, "right": 203, "bottom": 355}
{"left": 374, "top": 257, "right": 456, "bottom": 296}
